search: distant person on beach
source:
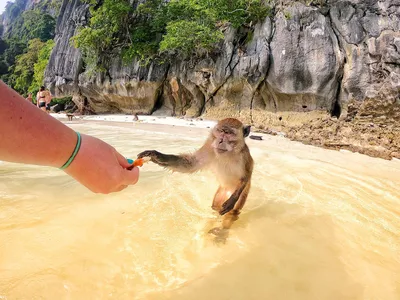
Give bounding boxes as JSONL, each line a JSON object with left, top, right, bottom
{"left": 0, "top": 80, "right": 140, "bottom": 194}
{"left": 36, "top": 86, "right": 52, "bottom": 113}
{"left": 26, "top": 93, "right": 33, "bottom": 104}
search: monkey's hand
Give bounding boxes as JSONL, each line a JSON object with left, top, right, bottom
{"left": 208, "top": 227, "right": 229, "bottom": 245}
{"left": 137, "top": 150, "right": 168, "bottom": 167}
{"left": 219, "top": 195, "right": 238, "bottom": 215}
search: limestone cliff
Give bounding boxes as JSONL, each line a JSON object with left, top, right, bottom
{"left": 45, "top": 0, "right": 400, "bottom": 159}
{"left": 1, "top": 0, "right": 59, "bottom": 38}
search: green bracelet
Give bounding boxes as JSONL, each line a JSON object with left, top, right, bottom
{"left": 59, "top": 132, "right": 82, "bottom": 170}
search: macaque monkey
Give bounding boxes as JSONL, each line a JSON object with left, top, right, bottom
{"left": 137, "top": 118, "right": 254, "bottom": 243}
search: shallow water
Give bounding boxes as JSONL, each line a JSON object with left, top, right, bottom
{"left": 0, "top": 120, "right": 399, "bottom": 300}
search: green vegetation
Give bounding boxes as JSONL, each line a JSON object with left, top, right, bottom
{"left": 4, "top": 0, "right": 26, "bottom": 21}
{"left": 51, "top": 96, "right": 72, "bottom": 105}
{"left": 8, "top": 39, "right": 44, "bottom": 94}
{"left": 6, "top": 39, "right": 54, "bottom": 96}
{"left": 159, "top": 20, "right": 225, "bottom": 57}
{"left": 3, "top": 9, "right": 55, "bottom": 41}
{"left": 0, "top": 0, "right": 58, "bottom": 96}
{"left": 72, "top": 0, "right": 272, "bottom": 68}
{"left": 1, "top": 0, "right": 272, "bottom": 96}
{"left": 31, "top": 39, "right": 55, "bottom": 92}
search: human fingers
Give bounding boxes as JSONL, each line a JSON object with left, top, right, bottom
{"left": 122, "top": 167, "right": 139, "bottom": 186}
{"left": 115, "top": 151, "right": 134, "bottom": 169}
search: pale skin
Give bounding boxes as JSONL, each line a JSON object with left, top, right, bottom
{"left": 26, "top": 93, "right": 33, "bottom": 103}
{"left": 0, "top": 81, "right": 139, "bottom": 194}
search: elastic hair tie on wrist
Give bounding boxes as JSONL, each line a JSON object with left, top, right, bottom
{"left": 59, "top": 132, "right": 82, "bottom": 170}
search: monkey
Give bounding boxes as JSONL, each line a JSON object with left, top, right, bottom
{"left": 137, "top": 118, "right": 254, "bottom": 243}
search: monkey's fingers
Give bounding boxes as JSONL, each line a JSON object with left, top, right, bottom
{"left": 208, "top": 227, "right": 223, "bottom": 235}
{"left": 137, "top": 150, "right": 159, "bottom": 160}
{"left": 219, "top": 200, "right": 235, "bottom": 215}
{"left": 209, "top": 227, "right": 229, "bottom": 245}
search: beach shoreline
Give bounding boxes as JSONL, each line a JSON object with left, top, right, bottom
{"left": 50, "top": 112, "right": 400, "bottom": 162}
{"left": 50, "top": 113, "right": 218, "bottom": 129}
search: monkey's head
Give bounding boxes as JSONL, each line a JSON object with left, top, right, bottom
{"left": 211, "top": 118, "right": 251, "bottom": 155}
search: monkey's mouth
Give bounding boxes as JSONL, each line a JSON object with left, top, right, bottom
{"left": 215, "top": 148, "right": 228, "bottom": 154}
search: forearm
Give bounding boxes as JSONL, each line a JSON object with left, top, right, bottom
{"left": 0, "top": 81, "right": 77, "bottom": 168}
{"left": 156, "top": 152, "right": 198, "bottom": 173}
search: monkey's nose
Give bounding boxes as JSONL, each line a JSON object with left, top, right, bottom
{"left": 218, "top": 139, "right": 223, "bottom": 144}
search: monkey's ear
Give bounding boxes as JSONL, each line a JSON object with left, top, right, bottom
{"left": 243, "top": 125, "right": 251, "bottom": 138}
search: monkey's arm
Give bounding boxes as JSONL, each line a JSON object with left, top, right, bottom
{"left": 219, "top": 178, "right": 251, "bottom": 215}
{"left": 137, "top": 147, "right": 211, "bottom": 173}
{"left": 219, "top": 147, "right": 254, "bottom": 215}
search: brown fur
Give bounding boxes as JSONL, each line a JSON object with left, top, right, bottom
{"left": 137, "top": 118, "right": 254, "bottom": 243}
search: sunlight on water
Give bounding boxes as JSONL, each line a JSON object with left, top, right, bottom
{"left": 0, "top": 120, "right": 399, "bottom": 300}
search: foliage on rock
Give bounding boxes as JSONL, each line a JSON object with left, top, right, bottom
{"left": 72, "top": 0, "right": 272, "bottom": 67}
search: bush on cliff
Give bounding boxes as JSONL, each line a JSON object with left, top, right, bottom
{"left": 72, "top": 0, "right": 272, "bottom": 68}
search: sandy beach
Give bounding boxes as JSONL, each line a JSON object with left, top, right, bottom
{"left": 50, "top": 113, "right": 218, "bottom": 129}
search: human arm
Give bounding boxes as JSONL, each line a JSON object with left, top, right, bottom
{"left": 0, "top": 81, "right": 139, "bottom": 193}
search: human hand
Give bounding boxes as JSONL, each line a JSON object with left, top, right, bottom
{"left": 64, "top": 134, "right": 139, "bottom": 193}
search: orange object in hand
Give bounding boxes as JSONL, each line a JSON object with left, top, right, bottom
{"left": 133, "top": 158, "right": 146, "bottom": 167}
{"left": 127, "top": 157, "right": 150, "bottom": 170}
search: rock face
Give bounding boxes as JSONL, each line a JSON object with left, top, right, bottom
{"left": 266, "top": 3, "right": 343, "bottom": 113}
{"left": 1, "top": 0, "right": 59, "bottom": 38}
{"left": 44, "top": 0, "right": 400, "bottom": 159}
{"left": 1, "top": 0, "right": 31, "bottom": 37}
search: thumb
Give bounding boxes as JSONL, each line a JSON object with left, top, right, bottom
{"left": 115, "top": 151, "right": 140, "bottom": 185}
{"left": 116, "top": 151, "right": 134, "bottom": 169}
{"left": 122, "top": 167, "right": 140, "bottom": 185}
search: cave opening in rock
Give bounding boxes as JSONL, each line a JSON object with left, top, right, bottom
{"left": 152, "top": 86, "right": 164, "bottom": 114}
{"left": 331, "top": 101, "right": 341, "bottom": 118}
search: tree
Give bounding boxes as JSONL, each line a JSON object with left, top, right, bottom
{"left": 3, "top": 39, "right": 25, "bottom": 66}
{"left": 72, "top": 0, "right": 134, "bottom": 69}
{"left": 5, "top": 0, "right": 27, "bottom": 20}
{"left": 159, "top": 20, "right": 224, "bottom": 58}
{"left": 30, "top": 39, "right": 55, "bottom": 91}
{"left": 0, "top": 61, "right": 8, "bottom": 75}
{"left": 1, "top": 3, "right": 57, "bottom": 89}
{"left": 22, "top": 11, "right": 56, "bottom": 41}
{"left": 8, "top": 38, "right": 44, "bottom": 94}
{"left": 73, "top": 0, "right": 272, "bottom": 66}
{"left": 0, "top": 39, "right": 8, "bottom": 55}
{"left": 5, "top": 10, "right": 56, "bottom": 42}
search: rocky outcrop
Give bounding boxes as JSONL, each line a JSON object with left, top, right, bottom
{"left": 44, "top": 0, "right": 400, "bottom": 159}
{"left": 1, "top": 0, "right": 30, "bottom": 37}
{"left": 266, "top": 4, "right": 343, "bottom": 113}
{"left": 1, "top": 0, "right": 60, "bottom": 38}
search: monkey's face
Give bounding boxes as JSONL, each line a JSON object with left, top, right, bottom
{"left": 211, "top": 119, "right": 251, "bottom": 155}
{"left": 211, "top": 125, "right": 243, "bottom": 154}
